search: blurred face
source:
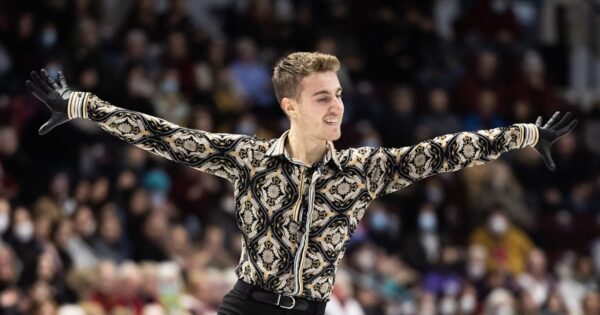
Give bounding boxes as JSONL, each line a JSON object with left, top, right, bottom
{"left": 284, "top": 71, "right": 344, "bottom": 142}
{"left": 74, "top": 206, "right": 96, "bottom": 238}
{"left": 391, "top": 87, "right": 414, "bottom": 113}
{"left": 478, "top": 51, "right": 497, "bottom": 78}
{"left": 119, "top": 264, "right": 142, "bottom": 300}
{"left": 91, "top": 177, "right": 109, "bottom": 204}
{"left": 129, "top": 189, "right": 150, "bottom": 215}
{"left": 50, "top": 172, "right": 69, "bottom": 197}
{"left": 478, "top": 90, "right": 497, "bottom": 116}
{"left": 100, "top": 215, "right": 121, "bottom": 244}
{"left": 36, "top": 253, "right": 55, "bottom": 281}
{"left": 34, "top": 215, "right": 52, "bottom": 241}
{"left": 0, "top": 247, "right": 16, "bottom": 282}
{"left": 0, "top": 128, "right": 18, "bottom": 156}
{"left": 528, "top": 250, "right": 546, "bottom": 275}
{"left": 54, "top": 221, "right": 73, "bottom": 247}
{"left": 144, "top": 212, "right": 167, "bottom": 240}
{"left": 429, "top": 88, "right": 448, "bottom": 113}
{"left": 0, "top": 199, "right": 11, "bottom": 234}
{"left": 168, "top": 32, "right": 187, "bottom": 59}
{"left": 169, "top": 226, "right": 189, "bottom": 253}
{"left": 97, "top": 261, "right": 116, "bottom": 294}
{"left": 35, "top": 300, "right": 57, "bottom": 315}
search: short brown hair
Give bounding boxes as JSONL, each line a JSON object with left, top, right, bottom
{"left": 272, "top": 52, "right": 340, "bottom": 103}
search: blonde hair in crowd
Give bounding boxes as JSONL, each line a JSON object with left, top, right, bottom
{"left": 272, "top": 52, "right": 340, "bottom": 103}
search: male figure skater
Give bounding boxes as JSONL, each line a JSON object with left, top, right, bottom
{"left": 26, "top": 52, "right": 576, "bottom": 315}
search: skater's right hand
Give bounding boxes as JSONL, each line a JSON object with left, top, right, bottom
{"left": 26, "top": 69, "right": 72, "bottom": 135}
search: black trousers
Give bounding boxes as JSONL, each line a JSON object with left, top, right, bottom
{"left": 217, "top": 281, "right": 327, "bottom": 315}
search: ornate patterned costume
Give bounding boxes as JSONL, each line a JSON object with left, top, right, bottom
{"left": 67, "top": 92, "right": 539, "bottom": 301}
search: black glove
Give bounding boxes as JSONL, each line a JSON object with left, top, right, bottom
{"left": 534, "top": 111, "right": 578, "bottom": 171}
{"left": 25, "top": 69, "right": 72, "bottom": 135}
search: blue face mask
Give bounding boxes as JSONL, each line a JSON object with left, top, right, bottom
{"left": 41, "top": 30, "right": 57, "bottom": 47}
{"left": 161, "top": 79, "right": 180, "bottom": 94}
{"left": 46, "top": 66, "right": 60, "bottom": 80}
{"left": 370, "top": 211, "right": 388, "bottom": 232}
{"left": 418, "top": 212, "right": 437, "bottom": 231}
{"left": 236, "top": 120, "right": 256, "bottom": 135}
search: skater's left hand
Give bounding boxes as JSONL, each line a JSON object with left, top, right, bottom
{"left": 534, "top": 111, "right": 578, "bottom": 171}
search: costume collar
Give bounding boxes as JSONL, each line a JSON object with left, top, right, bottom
{"left": 266, "top": 130, "right": 342, "bottom": 170}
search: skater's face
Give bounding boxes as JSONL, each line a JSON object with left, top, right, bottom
{"left": 281, "top": 71, "right": 344, "bottom": 142}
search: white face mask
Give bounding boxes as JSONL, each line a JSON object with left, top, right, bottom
{"left": 467, "top": 262, "right": 486, "bottom": 280}
{"left": 439, "top": 296, "right": 457, "bottom": 315}
{"left": 15, "top": 221, "right": 33, "bottom": 242}
{"left": 0, "top": 212, "right": 9, "bottom": 234}
{"left": 356, "top": 249, "right": 376, "bottom": 271}
{"left": 460, "top": 294, "right": 477, "bottom": 313}
{"left": 489, "top": 215, "right": 508, "bottom": 235}
{"left": 496, "top": 304, "right": 514, "bottom": 315}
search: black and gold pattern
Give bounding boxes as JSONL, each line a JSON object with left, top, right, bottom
{"left": 68, "top": 92, "right": 539, "bottom": 301}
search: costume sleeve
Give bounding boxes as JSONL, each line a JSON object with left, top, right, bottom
{"left": 67, "top": 92, "right": 252, "bottom": 183}
{"left": 356, "top": 124, "right": 539, "bottom": 198}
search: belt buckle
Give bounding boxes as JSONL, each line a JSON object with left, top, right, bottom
{"left": 276, "top": 293, "right": 296, "bottom": 309}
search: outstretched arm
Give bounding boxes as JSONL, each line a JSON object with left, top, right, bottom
{"left": 26, "top": 69, "right": 251, "bottom": 183}
{"left": 360, "top": 114, "right": 576, "bottom": 198}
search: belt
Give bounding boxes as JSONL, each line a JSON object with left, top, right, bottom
{"left": 233, "top": 279, "right": 327, "bottom": 313}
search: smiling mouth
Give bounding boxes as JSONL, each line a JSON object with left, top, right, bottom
{"left": 324, "top": 118, "right": 340, "bottom": 125}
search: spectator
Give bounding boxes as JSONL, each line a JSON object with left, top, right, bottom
{"left": 0, "top": 243, "right": 20, "bottom": 291}
{"left": 456, "top": 49, "right": 505, "bottom": 114}
{"left": 470, "top": 209, "right": 535, "bottom": 275}
{"left": 463, "top": 162, "right": 533, "bottom": 228}
{"left": 416, "top": 87, "right": 461, "bottom": 140}
{"left": 516, "top": 248, "right": 554, "bottom": 309}
{"left": 582, "top": 291, "right": 600, "bottom": 315}
{"left": 483, "top": 288, "right": 518, "bottom": 315}
{"left": 92, "top": 207, "right": 129, "bottom": 264}
{"left": 379, "top": 85, "right": 417, "bottom": 147}
{"left": 463, "top": 89, "right": 506, "bottom": 130}
{"left": 511, "top": 51, "right": 559, "bottom": 119}
{"left": 229, "top": 37, "right": 273, "bottom": 108}
{"left": 134, "top": 210, "right": 169, "bottom": 262}
{"left": 540, "top": 291, "right": 568, "bottom": 315}
{"left": 325, "top": 269, "right": 365, "bottom": 315}
{"left": 153, "top": 68, "right": 190, "bottom": 127}
{"left": 402, "top": 203, "right": 448, "bottom": 273}
{"left": 6, "top": 206, "right": 42, "bottom": 288}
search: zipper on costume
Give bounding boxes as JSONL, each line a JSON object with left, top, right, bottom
{"left": 292, "top": 168, "right": 305, "bottom": 222}
{"left": 292, "top": 167, "right": 321, "bottom": 295}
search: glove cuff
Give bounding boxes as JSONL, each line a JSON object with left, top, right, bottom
{"left": 67, "top": 92, "right": 91, "bottom": 119}
{"left": 516, "top": 123, "right": 539, "bottom": 148}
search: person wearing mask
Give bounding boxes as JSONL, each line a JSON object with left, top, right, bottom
{"left": 26, "top": 51, "right": 575, "bottom": 314}
{"left": 5, "top": 206, "right": 42, "bottom": 289}
{"left": 402, "top": 203, "right": 449, "bottom": 273}
{"left": 470, "top": 209, "right": 535, "bottom": 275}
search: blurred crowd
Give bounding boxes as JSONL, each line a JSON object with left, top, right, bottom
{"left": 0, "top": 0, "right": 599, "bottom": 314}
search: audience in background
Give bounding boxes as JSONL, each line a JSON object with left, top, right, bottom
{"left": 0, "top": 0, "right": 598, "bottom": 314}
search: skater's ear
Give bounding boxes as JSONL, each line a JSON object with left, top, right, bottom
{"left": 281, "top": 97, "right": 297, "bottom": 118}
